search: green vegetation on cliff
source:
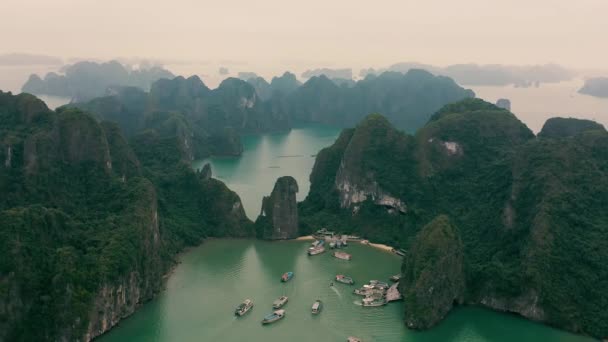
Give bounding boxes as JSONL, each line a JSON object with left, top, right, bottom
{"left": 255, "top": 176, "right": 299, "bottom": 240}
{"left": 300, "top": 99, "right": 608, "bottom": 338}
{"left": 0, "top": 91, "right": 253, "bottom": 341}
{"left": 538, "top": 117, "right": 606, "bottom": 138}
{"left": 400, "top": 215, "right": 465, "bottom": 329}
{"left": 67, "top": 70, "right": 472, "bottom": 160}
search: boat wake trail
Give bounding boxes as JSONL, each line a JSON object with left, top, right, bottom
{"left": 353, "top": 300, "right": 363, "bottom": 306}
{"left": 331, "top": 286, "right": 342, "bottom": 298}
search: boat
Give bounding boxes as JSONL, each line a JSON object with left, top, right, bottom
{"left": 308, "top": 246, "right": 325, "bottom": 255}
{"left": 329, "top": 241, "right": 336, "bottom": 249}
{"left": 262, "top": 309, "right": 285, "bottom": 324}
{"left": 335, "top": 274, "right": 354, "bottom": 285}
{"left": 390, "top": 274, "right": 401, "bottom": 282}
{"left": 272, "top": 296, "right": 289, "bottom": 309}
{"left": 354, "top": 286, "right": 384, "bottom": 296}
{"left": 234, "top": 299, "right": 254, "bottom": 316}
{"left": 347, "top": 337, "right": 362, "bottom": 342}
{"left": 369, "top": 280, "right": 389, "bottom": 289}
{"left": 391, "top": 248, "right": 406, "bottom": 257}
{"left": 333, "top": 251, "right": 352, "bottom": 260}
{"left": 311, "top": 299, "right": 323, "bottom": 314}
{"left": 281, "top": 272, "right": 294, "bottom": 282}
{"left": 311, "top": 240, "right": 322, "bottom": 247}
{"left": 362, "top": 297, "right": 387, "bottom": 307}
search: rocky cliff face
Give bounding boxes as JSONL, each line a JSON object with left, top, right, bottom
{"left": 256, "top": 176, "right": 299, "bottom": 239}
{"left": 299, "top": 99, "right": 608, "bottom": 338}
{"left": 400, "top": 215, "right": 465, "bottom": 329}
{"left": 0, "top": 91, "right": 254, "bottom": 341}
{"left": 83, "top": 187, "right": 162, "bottom": 341}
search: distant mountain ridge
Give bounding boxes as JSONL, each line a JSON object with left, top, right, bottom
{"left": 579, "top": 77, "right": 608, "bottom": 98}
{"left": 362, "top": 62, "right": 573, "bottom": 86}
{"left": 70, "top": 69, "right": 474, "bottom": 159}
{"left": 22, "top": 60, "right": 174, "bottom": 102}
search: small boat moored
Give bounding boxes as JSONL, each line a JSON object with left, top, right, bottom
{"left": 234, "top": 299, "right": 254, "bottom": 316}
{"left": 308, "top": 246, "right": 325, "bottom": 255}
{"left": 362, "top": 296, "right": 387, "bottom": 307}
{"left": 281, "top": 271, "right": 294, "bottom": 282}
{"left": 347, "top": 337, "right": 362, "bottom": 342}
{"left": 262, "top": 309, "right": 285, "bottom": 324}
{"left": 333, "top": 251, "right": 352, "bottom": 260}
{"left": 335, "top": 274, "right": 355, "bottom": 285}
{"left": 369, "top": 280, "right": 390, "bottom": 289}
{"left": 390, "top": 274, "right": 401, "bottom": 282}
{"left": 311, "top": 299, "right": 323, "bottom": 314}
{"left": 272, "top": 296, "right": 289, "bottom": 309}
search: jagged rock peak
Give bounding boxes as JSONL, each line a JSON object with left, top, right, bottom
{"left": 256, "top": 176, "right": 299, "bottom": 240}
{"left": 400, "top": 215, "right": 465, "bottom": 329}
{"left": 200, "top": 163, "right": 212, "bottom": 180}
{"left": 496, "top": 98, "right": 511, "bottom": 111}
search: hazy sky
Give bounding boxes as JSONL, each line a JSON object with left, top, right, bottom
{"left": 2, "top": 0, "right": 607, "bottom": 70}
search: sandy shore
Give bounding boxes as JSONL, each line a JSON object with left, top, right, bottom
{"left": 296, "top": 235, "right": 315, "bottom": 241}
{"left": 367, "top": 242, "right": 394, "bottom": 252}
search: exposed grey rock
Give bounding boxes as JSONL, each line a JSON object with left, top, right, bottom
{"left": 496, "top": 98, "right": 511, "bottom": 111}
{"left": 5, "top": 146, "right": 11, "bottom": 168}
{"left": 335, "top": 161, "right": 407, "bottom": 214}
{"left": 200, "top": 163, "right": 212, "bottom": 180}
{"left": 256, "top": 176, "right": 299, "bottom": 239}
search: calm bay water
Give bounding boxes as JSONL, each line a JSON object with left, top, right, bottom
{"left": 193, "top": 124, "right": 342, "bottom": 218}
{"left": 98, "top": 239, "right": 592, "bottom": 342}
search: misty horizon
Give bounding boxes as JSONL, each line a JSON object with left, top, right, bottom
{"left": 2, "top": 0, "right": 607, "bottom": 71}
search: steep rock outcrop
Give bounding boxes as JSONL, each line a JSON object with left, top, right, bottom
{"left": 256, "top": 176, "right": 299, "bottom": 239}
{"left": 1, "top": 92, "right": 255, "bottom": 341}
{"left": 300, "top": 99, "right": 608, "bottom": 338}
{"left": 335, "top": 114, "right": 412, "bottom": 214}
{"left": 83, "top": 184, "right": 161, "bottom": 341}
{"left": 496, "top": 98, "right": 511, "bottom": 111}
{"left": 579, "top": 77, "right": 608, "bottom": 98}
{"left": 400, "top": 215, "right": 465, "bottom": 329}
{"left": 538, "top": 117, "right": 606, "bottom": 138}
{"left": 200, "top": 163, "right": 212, "bottom": 180}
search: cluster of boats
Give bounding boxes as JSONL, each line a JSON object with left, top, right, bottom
{"left": 234, "top": 271, "right": 324, "bottom": 325}
{"left": 333, "top": 275, "right": 400, "bottom": 307}
{"left": 353, "top": 280, "right": 392, "bottom": 307}
{"left": 308, "top": 240, "right": 354, "bottom": 261}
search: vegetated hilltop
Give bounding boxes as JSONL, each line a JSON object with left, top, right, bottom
{"left": 0, "top": 91, "right": 253, "bottom": 341}
{"left": 68, "top": 69, "right": 473, "bottom": 159}
{"left": 299, "top": 98, "right": 608, "bottom": 339}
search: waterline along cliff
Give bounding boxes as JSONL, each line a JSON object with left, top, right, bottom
{"left": 299, "top": 99, "right": 608, "bottom": 339}
{"left": 0, "top": 91, "right": 253, "bottom": 341}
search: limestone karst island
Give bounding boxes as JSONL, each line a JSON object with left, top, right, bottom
{"left": 1, "top": 1, "right": 608, "bottom": 342}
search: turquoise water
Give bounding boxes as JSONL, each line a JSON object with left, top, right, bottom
{"left": 194, "top": 124, "right": 342, "bottom": 218}
{"left": 98, "top": 240, "right": 593, "bottom": 342}
{"left": 98, "top": 125, "right": 595, "bottom": 342}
